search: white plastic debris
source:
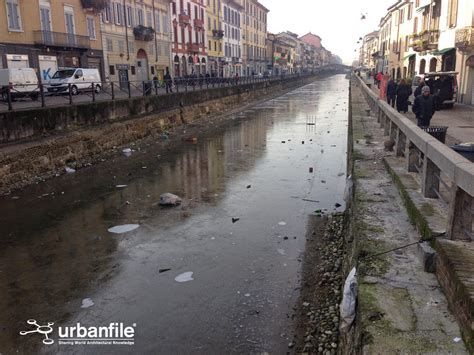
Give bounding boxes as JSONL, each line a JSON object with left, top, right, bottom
{"left": 278, "top": 221, "right": 287, "bottom": 226}
{"left": 65, "top": 167, "right": 76, "bottom": 174}
{"left": 277, "top": 249, "right": 286, "bottom": 256}
{"left": 175, "top": 272, "right": 194, "bottom": 283}
{"left": 453, "top": 337, "right": 461, "bottom": 343}
{"left": 340, "top": 267, "right": 357, "bottom": 331}
{"left": 116, "top": 185, "right": 127, "bottom": 188}
{"left": 81, "top": 298, "right": 94, "bottom": 309}
{"left": 122, "top": 148, "right": 132, "bottom": 157}
{"left": 244, "top": 293, "right": 251, "bottom": 297}
{"left": 107, "top": 224, "right": 140, "bottom": 234}
{"left": 159, "top": 193, "right": 182, "bottom": 206}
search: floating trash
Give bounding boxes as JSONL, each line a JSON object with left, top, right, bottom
{"left": 107, "top": 224, "right": 140, "bottom": 234}
{"left": 65, "top": 167, "right": 76, "bottom": 174}
{"left": 277, "top": 249, "right": 286, "bottom": 255}
{"left": 122, "top": 148, "right": 132, "bottom": 157}
{"left": 159, "top": 193, "right": 182, "bottom": 206}
{"left": 81, "top": 298, "right": 94, "bottom": 309}
{"left": 116, "top": 185, "right": 127, "bottom": 188}
{"left": 278, "top": 221, "right": 287, "bottom": 226}
{"left": 175, "top": 272, "right": 194, "bottom": 283}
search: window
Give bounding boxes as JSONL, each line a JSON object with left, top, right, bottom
{"left": 155, "top": 11, "right": 161, "bottom": 33}
{"left": 131, "top": 66, "right": 136, "bottom": 75}
{"left": 146, "top": 11, "right": 152, "bottom": 27}
{"left": 163, "top": 14, "right": 169, "bottom": 34}
{"left": 150, "top": 66, "right": 155, "bottom": 75}
{"left": 118, "top": 40, "right": 124, "bottom": 53}
{"left": 87, "top": 17, "right": 96, "bottom": 39}
{"left": 448, "top": 0, "right": 458, "bottom": 28}
{"left": 106, "top": 38, "right": 113, "bottom": 51}
{"left": 109, "top": 65, "right": 115, "bottom": 75}
{"left": 407, "top": 3, "right": 413, "bottom": 20}
{"left": 114, "top": 2, "right": 123, "bottom": 25}
{"left": 126, "top": 6, "right": 134, "bottom": 27}
{"left": 64, "top": 7, "right": 75, "bottom": 35}
{"left": 413, "top": 17, "right": 418, "bottom": 34}
{"left": 137, "top": 8, "right": 144, "bottom": 25}
{"left": 6, "top": 0, "right": 22, "bottom": 31}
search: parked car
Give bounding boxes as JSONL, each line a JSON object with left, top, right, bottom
{"left": 0, "top": 68, "right": 39, "bottom": 101}
{"left": 46, "top": 68, "right": 102, "bottom": 95}
{"left": 412, "top": 71, "right": 458, "bottom": 109}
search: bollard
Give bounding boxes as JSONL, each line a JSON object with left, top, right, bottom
{"left": 91, "top": 83, "right": 96, "bottom": 102}
{"left": 40, "top": 83, "right": 45, "bottom": 108}
{"left": 68, "top": 83, "right": 73, "bottom": 105}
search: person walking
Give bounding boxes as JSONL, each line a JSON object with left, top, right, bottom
{"left": 412, "top": 86, "right": 436, "bottom": 127}
{"left": 164, "top": 67, "right": 173, "bottom": 94}
{"left": 376, "top": 71, "right": 383, "bottom": 88}
{"left": 395, "top": 79, "right": 412, "bottom": 113}
{"left": 413, "top": 79, "right": 425, "bottom": 98}
{"left": 386, "top": 77, "right": 398, "bottom": 108}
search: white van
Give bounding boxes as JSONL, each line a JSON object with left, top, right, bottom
{"left": 46, "top": 68, "right": 102, "bottom": 95}
{"left": 0, "top": 68, "right": 40, "bottom": 101}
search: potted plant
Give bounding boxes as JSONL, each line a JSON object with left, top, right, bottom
{"left": 80, "top": 0, "right": 107, "bottom": 12}
{"left": 133, "top": 25, "right": 155, "bottom": 41}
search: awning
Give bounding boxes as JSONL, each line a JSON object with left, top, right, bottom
{"left": 403, "top": 53, "right": 416, "bottom": 60}
{"left": 416, "top": 4, "right": 429, "bottom": 13}
{"left": 430, "top": 47, "right": 455, "bottom": 56}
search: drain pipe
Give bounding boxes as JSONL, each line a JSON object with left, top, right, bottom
{"left": 153, "top": 0, "right": 158, "bottom": 62}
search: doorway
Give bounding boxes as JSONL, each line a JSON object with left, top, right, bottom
{"left": 118, "top": 69, "right": 129, "bottom": 90}
{"left": 136, "top": 49, "right": 148, "bottom": 82}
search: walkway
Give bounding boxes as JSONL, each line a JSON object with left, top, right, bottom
{"left": 364, "top": 77, "right": 474, "bottom": 145}
{"left": 351, "top": 79, "right": 467, "bottom": 353}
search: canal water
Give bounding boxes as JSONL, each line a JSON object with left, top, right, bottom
{"left": 0, "top": 74, "right": 349, "bottom": 354}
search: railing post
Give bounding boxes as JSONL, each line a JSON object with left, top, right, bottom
{"left": 7, "top": 86, "right": 12, "bottom": 111}
{"left": 111, "top": 82, "right": 115, "bottom": 100}
{"left": 395, "top": 128, "right": 405, "bottom": 157}
{"left": 68, "top": 83, "right": 73, "bottom": 105}
{"left": 447, "top": 186, "right": 473, "bottom": 241}
{"left": 128, "top": 81, "right": 131, "bottom": 99}
{"left": 40, "top": 83, "right": 45, "bottom": 108}
{"left": 405, "top": 142, "right": 418, "bottom": 173}
{"left": 389, "top": 121, "right": 397, "bottom": 141}
{"left": 91, "top": 83, "right": 96, "bottom": 102}
{"left": 421, "top": 156, "right": 440, "bottom": 198}
{"left": 384, "top": 116, "right": 390, "bottom": 136}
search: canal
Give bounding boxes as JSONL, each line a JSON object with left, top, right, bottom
{"left": 0, "top": 74, "right": 349, "bottom": 354}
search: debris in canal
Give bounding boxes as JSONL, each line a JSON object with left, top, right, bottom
{"left": 335, "top": 203, "right": 342, "bottom": 208}
{"left": 175, "top": 272, "right": 194, "bottom": 283}
{"left": 159, "top": 268, "right": 172, "bottom": 274}
{"left": 159, "top": 193, "right": 182, "bottom": 206}
{"left": 309, "top": 167, "right": 314, "bottom": 173}
{"left": 278, "top": 221, "right": 287, "bottom": 226}
{"left": 65, "top": 167, "right": 76, "bottom": 174}
{"left": 246, "top": 185, "right": 251, "bottom": 189}
{"left": 122, "top": 148, "right": 132, "bottom": 156}
{"left": 81, "top": 298, "right": 94, "bottom": 308}
{"left": 337, "top": 173, "right": 345, "bottom": 177}
{"left": 232, "top": 218, "right": 240, "bottom": 223}
{"left": 107, "top": 224, "right": 140, "bottom": 234}
{"left": 277, "top": 249, "right": 286, "bottom": 255}
{"left": 116, "top": 185, "right": 127, "bottom": 188}
{"left": 281, "top": 141, "right": 286, "bottom": 143}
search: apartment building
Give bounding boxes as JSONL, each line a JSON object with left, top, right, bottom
{"left": 222, "top": 0, "right": 242, "bottom": 77}
{"left": 360, "top": 31, "right": 379, "bottom": 70}
{"left": 171, "top": 0, "right": 207, "bottom": 77}
{"left": 273, "top": 32, "right": 298, "bottom": 74}
{"left": 239, "top": 0, "right": 268, "bottom": 76}
{"left": 100, "top": 0, "right": 171, "bottom": 86}
{"left": 206, "top": 0, "right": 224, "bottom": 77}
{"left": 0, "top": 0, "right": 103, "bottom": 81}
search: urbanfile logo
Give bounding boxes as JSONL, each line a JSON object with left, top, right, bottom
{"left": 20, "top": 320, "right": 137, "bottom": 346}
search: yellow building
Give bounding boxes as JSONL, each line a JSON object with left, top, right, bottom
{"left": 100, "top": 0, "right": 171, "bottom": 85}
{"left": 206, "top": 0, "right": 224, "bottom": 77}
{"left": 239, "top": 0, "right": 268, "bottom": 76}
{"left": 0, "top": 0, "right": 103, "bottom": 81}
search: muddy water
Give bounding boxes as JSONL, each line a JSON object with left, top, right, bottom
{"left": 0, "top": 74, "right": 349, "bottom": 354}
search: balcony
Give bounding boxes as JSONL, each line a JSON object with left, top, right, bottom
{"left": 187, "top": 42, "right": 200, "bottom": 53}
{"left": 133, "top": 25, "right": 155, "bottom": 41}
{"left": 212, "top": 29, "right": 224, "bottom": 39}
{"left": 179, "top": 14, "right": 190, "bottom": 26}
{"left": 411, "top": 29, "right": 440, "bottom": 52}
{"left": 194, "top": 18, "right": 204, "bottom": 30}
{"left": 232, "top": 57, "right": 241, "bottom": 64}
{"left": 33, "top": 30, "right": 90, "bottom": 49}
{"left": 455, "top": 27, "right": 474, "bottom": 52}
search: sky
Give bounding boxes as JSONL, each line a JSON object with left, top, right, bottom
{"left": 262, "top": 0, "right": 395, "bottom": 64}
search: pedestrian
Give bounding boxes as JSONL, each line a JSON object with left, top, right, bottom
{"left": 152, "top": 75, "right": 159, "bottom": 90}
{"left": 395, "top": 79, "right": 412, "bottom": 113}
{"left": 412, "top": 85, "right": 436, "bottom": 127}
{"left": 413, "top": 79, "right": 425, "bottom": 98}
{"left": 235, "top": 72, "right": 239, "bottom": 85}
{"left": 164, "top": 67, "right": 173, "bottom": 93}
{"left": 386, "top": 77, "right": 398, "bottom": 108}
{"left": 376, "top": 72, "right": 383, "bottom": 89}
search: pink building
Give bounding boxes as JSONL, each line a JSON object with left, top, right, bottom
{"left": 299, "top": 33, "right": 322, "bottom": 50}
{"left": 171, "top": 0, "right": 207, "bottom": 77}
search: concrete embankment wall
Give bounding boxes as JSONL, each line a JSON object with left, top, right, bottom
{"left": 0, "top": 74, "right": 324, "bottom": 194}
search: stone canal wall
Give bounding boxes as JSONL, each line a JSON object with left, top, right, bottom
{"left": 0, "top": 74, "right": 323, "bottom": 194}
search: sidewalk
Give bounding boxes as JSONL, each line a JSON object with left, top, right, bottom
{"left": 351, "top": 81, "right": 468, "bottom": 353}
{"left": 364, "top": 77, "right": 474, "bottom": 145}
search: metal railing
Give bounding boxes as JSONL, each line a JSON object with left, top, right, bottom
{"left": 0, "top": 70, "right": 329, "bottom": 112}
{"left": 355, "top": 74, "right": 474, "bottom": 241}
{"left": 33, "top": 30, "right": 91, "bottom": 49}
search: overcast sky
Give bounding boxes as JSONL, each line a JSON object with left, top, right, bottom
{"left": 261, "top": 0, "right": 395, "bottom": 64}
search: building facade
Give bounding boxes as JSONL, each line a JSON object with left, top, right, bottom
{"left": 171, "top": 0, "right": 207, "bottom": 77}
{"left": 239, "top": 0, "right": 268, "bottom": 76}
{"left": 0, "top": 0, "right": 103, "bottom": 81}
{"left": 100, "top": 0, "right": 171, "bottom": 86}
{"left": 222, "top": 0, "right": 242, "bottom": 77}
{"left": 206, "top": 0, "right": 224, "bottom": 77}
